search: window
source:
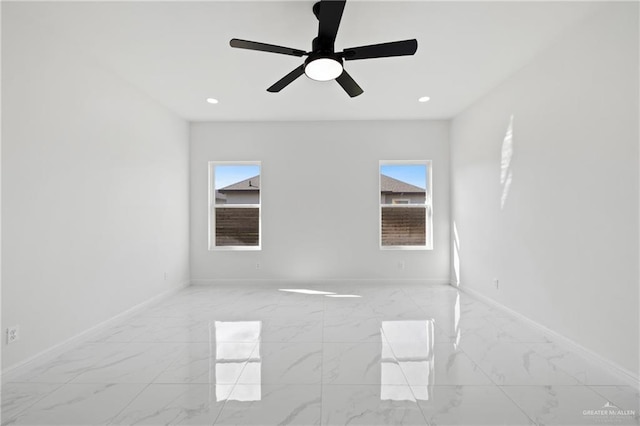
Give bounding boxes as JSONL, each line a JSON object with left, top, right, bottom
{"left": 209, "top": 162, "right": 261, "bottom": 250}
{"left": 380, "top": 161, "right": 432, "bottom": 249}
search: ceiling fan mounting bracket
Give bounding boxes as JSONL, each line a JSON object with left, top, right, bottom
{"left": 312, "top": 2, "right": 322, "bottom": 20}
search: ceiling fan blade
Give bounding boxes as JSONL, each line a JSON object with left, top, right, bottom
{"left": 230, "top": 38, "right": 306, "bottom": 57}
{"left": 335, "top": 70, "right": 363, "bottom": 98}
{"left": 318, "top": 0, "right": 346, "bottom": 44}
{"left": 267, "top": 65, "right": 305, "bottom": 92}
{"left": 342, "top": 39, "right": 418, "bottom": 61}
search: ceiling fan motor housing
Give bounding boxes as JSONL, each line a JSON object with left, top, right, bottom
{"left": 311, "top": 36, "right": 335, "bottom": 56}
{"left": 305, "top": 50, "right": 342, "bottom": 68}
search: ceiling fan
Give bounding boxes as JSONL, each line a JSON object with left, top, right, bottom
{"left": 229, "top": 0, "right": 418, "bottom": 98}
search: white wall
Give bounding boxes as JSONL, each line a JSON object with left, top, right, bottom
{"left": 451, "top": 3, "right": 639, "bottom": 375}
{"left": 0, "top": 1, "right": 4, "bottom": 376}
{"left": 191, "top": 120, "right": 449, "bottom": 281}
{"left": 1, "top": 6, "right": 190, "bottom": 370}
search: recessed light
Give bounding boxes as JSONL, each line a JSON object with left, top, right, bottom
{"left": 206, "top": 98, "right": 219, "bottom": 104}
{"left": 418, "top": 96, "right": 430, "bottom": 103}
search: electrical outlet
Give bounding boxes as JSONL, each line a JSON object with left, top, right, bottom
{"left": 494, "top": 279, "right": 499, "bottom": 289}
{"left": 164, "top": 272, "right": 167, "bottom": 281}
{"left": 398, "top": 261, "right": 405, "bottom": 270}
{"left": 7, "top": 326, "right": 19, "bottom": 344}
{"left": 256, "top": 262, "right": 261, "bottom": 269}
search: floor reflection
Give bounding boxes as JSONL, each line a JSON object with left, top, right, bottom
{"left": 214, "top": 321, "right": 262, "bottom": 401}
{"left": 381, "top": 320, "right": 435, "bottom": 401}
{"left": 454, "top": 293, "right": 461, "bottom": 349}
{"left": 500, "top": 114, "right": 514, "bottom": 209}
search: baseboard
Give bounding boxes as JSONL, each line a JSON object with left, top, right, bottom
{"left": 458, "top": 284, "right": 640, "bottom": 388}
{"left": 1, "top": 280, "right": 190, "bottom": 383}
{"left": 191, "top": 278, "right": 451, "bottom": 286}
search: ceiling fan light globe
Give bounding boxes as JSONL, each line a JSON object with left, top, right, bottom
{"left": 304, "top": 58, "right": 343, "bottom": 81}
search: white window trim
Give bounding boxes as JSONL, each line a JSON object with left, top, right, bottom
{"left": 379, "top": 160, "right": 433, "bottom": 250}
{"left": 208, "top": 161, "right": 262, "bottom": 251}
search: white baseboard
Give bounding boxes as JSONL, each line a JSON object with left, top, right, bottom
{"left": 1, "top": 280, "right": 190, "bottom": 383}
{"left": 190, "top": 278, "right": 451, "bottom": 286}
{"left": 457, "top": 284, "right": 640, "bottom": 388}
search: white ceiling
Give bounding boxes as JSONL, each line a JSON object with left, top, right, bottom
{"left": 11, "top": 1, "right": 601, "bottom": 121}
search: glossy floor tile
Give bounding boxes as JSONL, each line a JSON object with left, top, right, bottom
{"left": 322, "top": 385, "right": 426, "bottom": 425}
{"left": 2, "top": 283, "right": 638, "bottom": 425}
{"left": 5, "top": 383, "right": 146, "bottom": 425}
{"left": 109, "top": 384, "right": 230, "bottom": 425}
{"left": 413, "top": 385, "right": 534, "bottom": 425}
{"left": 501, "top": 385, "right": 638, "bottom": 426}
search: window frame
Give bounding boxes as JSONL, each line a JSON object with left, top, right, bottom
{"left": 379, "top": 160, "right": 433, "bottom": 251}
{"left": 208, "top": 161, "right": 262, "bottom": 251}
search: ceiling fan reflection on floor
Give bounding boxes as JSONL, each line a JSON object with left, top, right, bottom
{"left": 229, "top": 0, "right": 418, "bottom": 98}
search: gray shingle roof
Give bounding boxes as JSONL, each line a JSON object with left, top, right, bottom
{"left": 380, "top": 174, "right": 425, "bottom": 193}
{"left": 219, "top": 174, "right": 424, "bottom": 193}
{"left": 219, "top": 175, "right": 260, "bottom": 192}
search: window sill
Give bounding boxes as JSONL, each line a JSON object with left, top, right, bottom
{"left": 380, "top": 245, "right": 432, "bottom": 251}
{"left": 209, "top": 246, "right": 262, "bottom": 251}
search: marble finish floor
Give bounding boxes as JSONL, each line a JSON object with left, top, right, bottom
{"left": 2, "top": 283, "right": 638, "bottom": 425}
